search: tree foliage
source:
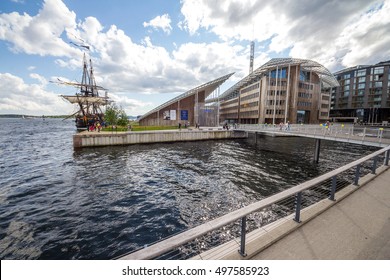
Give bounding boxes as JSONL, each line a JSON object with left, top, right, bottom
{"left": 105, "top": 104, "right": 128, "bottom": 126}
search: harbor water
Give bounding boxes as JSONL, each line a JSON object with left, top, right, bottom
{"left": 0, "top": 118, "right": 378, "bottom": 259}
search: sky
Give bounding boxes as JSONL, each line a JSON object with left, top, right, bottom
{"left": 1, "top": 0, "right": 390, "bottom": 117}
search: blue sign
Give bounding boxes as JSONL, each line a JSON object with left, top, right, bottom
{"left": 181, "top": 110, "right": 188, "bottom": 120}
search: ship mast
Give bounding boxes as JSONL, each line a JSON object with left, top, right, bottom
{"left": 55, "top": 47, "right": 110, "bottom": 129}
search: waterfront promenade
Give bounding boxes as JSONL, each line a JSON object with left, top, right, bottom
{"left": 251, "top": 167, "right": 390, "bottom": 260}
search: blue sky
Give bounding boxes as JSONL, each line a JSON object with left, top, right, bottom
{"left": 1, "top": 0, "right": 389, "bottom": 116}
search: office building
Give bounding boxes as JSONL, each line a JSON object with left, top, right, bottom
{"left": 218, "top": 58, "right": 339, "bottom": 124}
{"left": 330, "top": 60, "right": 390, "bottom": 124}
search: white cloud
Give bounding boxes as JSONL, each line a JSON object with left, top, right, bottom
{"left": 109, "top": 92, "right": 152, "bottom": 116}
{"left": 0, "top": 73, "right": 73, "bottom": 115}
{"left": 66, "top": 16, "right": 246, "bottom": 95}
{"left": 179, "top": 0, "right": 390, "bottom": 71}
{"left": 29, "top": 73, "right": 47, "bottom": 85}
{"left": 0, "top": 0, "right": 80, "bottom": 57}
{"left": 335, "top": 1, "right": 390, "bottom": 67}
{"left": 0, "top": 0, "right": 276, "bottom": 116}
{"left": 143, "top": 14, "right": 172, "bottom": 34}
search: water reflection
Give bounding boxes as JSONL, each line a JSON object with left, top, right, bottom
{"left": 0, "top": 118, "right": 378, "bottom": 259}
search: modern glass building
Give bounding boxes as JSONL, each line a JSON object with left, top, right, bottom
{"left": 138, "top": 73, "right": 233, "bottom": 126}
{"left": 218, "top": 58, "right": 338, "bottom": 124}
{"left": 330, "top": 60, "right": 390, "bottom": 124}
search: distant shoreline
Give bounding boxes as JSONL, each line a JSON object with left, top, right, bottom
{"left": 0, "top": 114, "right": 67, "bottom": 119}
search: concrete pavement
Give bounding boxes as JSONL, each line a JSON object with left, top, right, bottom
{"left": 251, "top": 168, "right": 390, "bottom": 260}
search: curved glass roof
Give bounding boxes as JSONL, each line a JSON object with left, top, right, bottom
{"left": 218, "top": 58, "right": 339, "bottom": 101}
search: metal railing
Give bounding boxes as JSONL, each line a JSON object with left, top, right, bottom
{"left": 236, "top": 123, "right": 390, "bottom": 147}
{"left": 118, "top": 145, "right": 390, "bottom": 260}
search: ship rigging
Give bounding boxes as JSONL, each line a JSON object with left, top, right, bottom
{"left": 53, "top": 53, "right": 111, "bottom": 130}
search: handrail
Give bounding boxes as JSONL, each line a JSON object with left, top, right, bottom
{"left": 119, "top": 145, "right": 390, "bottom": 260}
{"left": 235, "top": 124, "right": 390, "bottom": 147}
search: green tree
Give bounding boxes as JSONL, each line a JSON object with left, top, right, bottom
{"left": 105, "top": 104, "right": 128, "bottom": 126}
{"left": 117, "top": 109, "right": 129, "bottom": 126}
{"left": 105, "top": 105, "right": 118, "bottom": 125}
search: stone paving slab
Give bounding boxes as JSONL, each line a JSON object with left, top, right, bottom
{"left": 251, "top": 167, "right": 390, "bottom": 260}
{"left": 193, "top": 166, "right": 389, "bottom": 260}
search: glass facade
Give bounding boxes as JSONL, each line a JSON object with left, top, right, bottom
{"left": 355, "top": 69, "right": 366, "bottom": 77}
{"left": 331, "top": 61, "right": 390, "bottom": 123}
{"left": 270, "top": 68, "right": 287, "bottom": 79}
{"left": 299, "top": 70, "right": 311, "bottom": 81}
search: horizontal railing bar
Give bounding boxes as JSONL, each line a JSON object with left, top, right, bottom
{"left": 119, "top": 145, "right": 390, "bottom": 260}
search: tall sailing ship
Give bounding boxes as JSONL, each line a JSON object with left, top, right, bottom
{"left": 57, "top": 53, "right": 110, "bottom": 130}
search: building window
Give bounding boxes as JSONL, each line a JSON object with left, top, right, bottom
{"left": 373, "top": 67, "right": 384, "bottom": 74}
{"left": 344, "top": 74, "right": 350, "bottom": 79}
{"left": 271, "top": 68, "right": 287, "bottom": 79}
{"left": 344, "top": 79, "right": 350, "bottom": 85}
{"left": 240, "top": 101, "right": 259, "bottom": 108}
{"left": 267, "top": 100, "right": 285, "bottom": 106}
{"left": 371, "top": 88, "right": 382, "bottom": 95}
{"left": 297, "top": 101, "right": 312, "bottom": 107}
{"left": 298, "top": 82, "right": 314, "bottom": 90}
{"left": 299, "top": 70, "right": 310, "bottom": 81}
{"left": 298, "top": 92, "right": 312, "bottom": 98}
{"left": 358, "top": 83, "right": 365, "bottom": 89}
{"left": 241, "top": 83, "right": 259, "bottom": 94}
{"left": 356, "top": 69, "right": 366, "bottom": 77}
{"left": 358, "top": 77, "right": 365, "bottom": 83}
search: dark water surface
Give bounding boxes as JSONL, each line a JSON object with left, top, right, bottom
{"left": 0, "top": 118, "right": 378, "bottom": 259}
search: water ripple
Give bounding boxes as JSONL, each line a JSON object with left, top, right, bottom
{"left": 0, "top": 118, "right": 378, "bottom": 259}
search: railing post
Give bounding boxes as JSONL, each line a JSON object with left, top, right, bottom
{"left": 362, "top": 127, "right": 366, "bottom": 142}
{"left": 238, "top": 216, "right": 247, "bottom": 257}
{"left": 354, "top": 164, "right": 361, "bottom": 186}
{"left": 314, "top": 139, "right": 321, "bottom": 163}
{"left": 329, "top": 176, "right": 337, "bottom": 201}
{"left": 293, "top": 192, "right": 302, "bottom": 223}
{"left": 385, "top": 150, "right": 390, "bottom": 166}
{"left": 371, "top": 156, "right": 378, "bottom": 174}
